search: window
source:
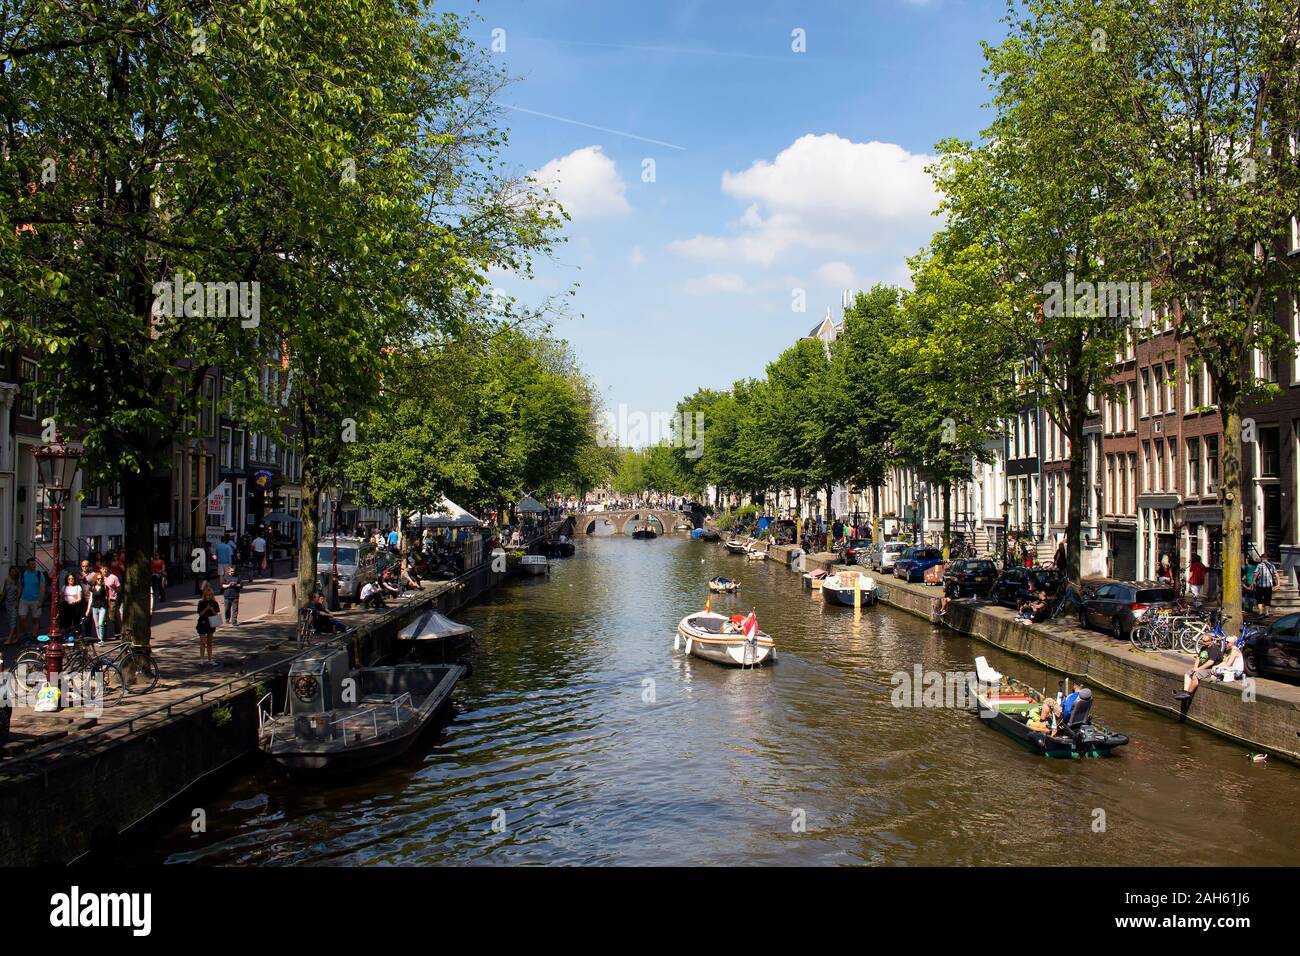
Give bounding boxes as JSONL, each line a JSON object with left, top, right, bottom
{"left": 1260, "top": 426, "right": 1280, "bottom": 478}
{"left": 1126, "top": 382, "right": 1136, "bottom": 430}
{"left": 1187, "top": 438, "right": 1201, "bottom": 496}
{"left": 1153, "top": 366, "right": 1164, "bottom": 414}
{"left": 1127, "top": 453, "right": 1137, "bottom": 513}
{"left": 200, "top": 376, "right": 216, "bottom": 437}
{"left": 1142, "top": 441, "right": 1152, "bottom": 492}
{"left": 1154, "top": 441, "right": 1165, "bottom": 492}
{"left": 1165, "top": 363, "right": 1177, "bottom": 411}
{"left": 1187, "top": 364, "right": 1202, "bottom": 411}
{"left": 1140, "top": 369, "right": 1151, "bottom": 417}
{"left": 18, "top": 358, "right": 38, "bottom": 419}
{"left": 1167, "top": 438, "right": 1177, "bottom": 491}
{"left": 1206, "top": 436, "right": 1220, "bottom": 492}
{"left": 1257, "top": 345, "right": 1281, "bottom": 385}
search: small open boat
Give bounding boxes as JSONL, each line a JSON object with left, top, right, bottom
{"left": 259, "top": 646, "right": 463, "bottom": 772}
{"left": 675, "top": 611, "right": 775, "bottom": 667}
{"left": 632, "top": 525, "right": 658, "bottom": 539}
{"left": 708, "top": 575, "right": 740, "bottom": 593}
{"left": 970, "top": 657, "right": 1129, "bottom": 758}
{"left": 802, "top": 568, "right": 827, "bottom": 590}
{"left": 674, "top": 522, "right": 693, "bottom": 531}
{"left": 744, "top": 547, "right": 769, "bottom": 561}
{"left": 519, "top": 553, "right": 549, "bottom": 576}
{"left": 821, "top": 569, "right": 879, "bottom": 607}
{"left": 723, "top": 538, "right": 750, "bottom": 554}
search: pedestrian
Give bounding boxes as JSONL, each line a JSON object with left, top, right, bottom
{"left": 1187, "top": 553, "right": 1209, "bottom": 600}
{"left": 149, "top": 551, "right": 167, "bottom": 601}
{"left": 251, "top": 529, "right": 267, "bottom": 578}
{"left": 214, "top": 533, "right": 234, "bottom": 573}
{"left": 1253, "top": 548, "right": 1278, "bottom": 612}
{"left": 221, "top": 565, "right": 242, "bottom": 625}
{"left": 16, "top": 558, "right": 45, "bottom": 642}
{"left": 1053, "top": 539, "right": 1067, "bottom": 571}
{"left": 101, "top": 562, "right": 121, "bottom": 638}
{"left": 84, "top": 572, "right": 110, "bottom": 642}
{"left": 60, "top": 572, "right": 84, "bottom": 637}
{"left": 196, "top": 584, "right": 221, "bottom": 666}
{"left": 0, "top": 566, "right": 19, "bottom": 644}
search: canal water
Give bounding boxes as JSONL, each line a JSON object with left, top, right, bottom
{"left": 135, "top": 534, "right": 1300, "bottom": 865}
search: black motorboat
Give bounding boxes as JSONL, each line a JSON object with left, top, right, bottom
{"left": 259, "top": 646, "right": 463, "bottom": 772}
{"left": 632, "top": 525, "right": 658, "bottom": 539}
{"left": 970, "top": 657, "right": 1129, "bottom": 758}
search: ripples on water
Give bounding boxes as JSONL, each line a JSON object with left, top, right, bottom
{"left": 141, "top": 535, "right": 1300, "bottom": 866}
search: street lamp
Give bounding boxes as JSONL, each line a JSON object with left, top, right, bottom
{"left": 1000, "top": 498, "right": 1010, "bottom": 569}
{"left": 328, "top": 488, "right": 340, "bottom": 610}
{"left": 33, "top": 430, "right": 84, "bottom": 693}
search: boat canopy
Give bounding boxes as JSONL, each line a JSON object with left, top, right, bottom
{"left": 516, "top": 494, "right": 547, "bottom": 515}
{"left": 397, "top": 609, "right": 474, "bottom": 642}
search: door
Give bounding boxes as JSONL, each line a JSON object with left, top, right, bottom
{"left": 1264, "top": 486, "right": 1282, "bottom": 559}
{"left": 1109, "top": 530, "right": 1137, "bottom": 582}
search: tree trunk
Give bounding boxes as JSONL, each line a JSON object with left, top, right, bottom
{"left": 872, "top": 484, "right": 881, "bottom": 544}
{"left": 298, "top": 468, "right": 320, "bottom": 610}
{"left": 1064, "top": 401, "right": 1087, "bottom": 586}
{"left": 825, "top": 483, "right": 833, "bottom": 524}
{"left": 1221, "top": 402, "right": 1243, "bottom": 635}
{"left": 120, "top": 466, "right": 155, "bottom": 648}
{"left": 941, "top": 480, "right": 951, "bottom": 559}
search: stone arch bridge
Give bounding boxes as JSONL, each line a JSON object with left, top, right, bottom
{"left": 572, "top": 510, "right": 695, "bottom": 536}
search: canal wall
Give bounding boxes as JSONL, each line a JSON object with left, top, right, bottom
{"left": 755, "top": 542, "right": 1300, "bottom": 765}
{"left": 0, "top": 562, "right": 507, "bottom": 865}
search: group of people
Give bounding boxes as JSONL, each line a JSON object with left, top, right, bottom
{"left": 1022, "top": 679, "right": 1091, "bottom": 734}
{"left": 1, "top": 554, "right": 128, "bottom": 646}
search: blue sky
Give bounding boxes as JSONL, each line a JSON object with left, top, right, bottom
{"left": 445, "top": 0, "right": 1007, "bottom": 443}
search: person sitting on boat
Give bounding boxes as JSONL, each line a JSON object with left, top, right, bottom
{"left": 1060, "top": 679, "right": 1087, "bottom": 720}
{"left": 1025, "top": 698, "right": 1059, "bottom": 734}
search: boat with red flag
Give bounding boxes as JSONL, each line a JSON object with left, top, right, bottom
{"left": 675, "top": 608, "right": 775, "bottom": 667}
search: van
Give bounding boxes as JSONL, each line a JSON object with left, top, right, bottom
{"left": 316, "top": 536, "right": 378, "bottom": 604}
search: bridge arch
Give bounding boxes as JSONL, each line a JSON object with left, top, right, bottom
{"left": 578, "top": 509, "right": 692, "bottom": 535}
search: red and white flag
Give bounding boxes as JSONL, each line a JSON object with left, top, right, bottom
{"left": 742, "top": 611, "right": 758, "bottom": 639}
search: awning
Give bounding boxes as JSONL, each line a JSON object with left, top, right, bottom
{"left": 408, "top": 497, "right": 484, "bottom": 528}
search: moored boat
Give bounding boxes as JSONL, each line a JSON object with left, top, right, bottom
{"left": 802, "top": 568, "right": 827, "bottom": 590}
{"left": 632, "top": 525, "right": 658, "bottom": 539}
{"left": 708, "top": 575, "right": 740, "bottom": 593}
{"left": 744, "top": 546, "right": 769, "bottom": 561}
{"left": 397, "top": 608, "right": 474, "bottom": 644}
{"left": 675, "top": 611, "right": 775, "bottom": 667}
{"left": 821, "top": 569, "right": 879, "bottom": 607}
{"left": 970, "top": 657, "right": 1129, "bottom": 758}
{"left": 723, "top": 538, "right": 750, "bottom": 554}
{"left": 519, "top": 553, "right": 549, "bottom": 575}
{"left": 258, "top": 646, "right": 463, "bottom": 773}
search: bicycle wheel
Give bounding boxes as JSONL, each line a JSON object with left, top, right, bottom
{"left": 1178, "top": 621, "right": 1207, "bottom": 655}
{"left": 122, "top": 650, "right": 159, "bottom": 694}
{"left": 1129, "top": 624, "right": 1152, "bottom": 650}
{"left": 91, "top": 661, "right": 126, "bottom": 707}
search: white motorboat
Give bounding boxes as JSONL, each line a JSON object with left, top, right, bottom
{"left": 723, "top": 538, "right": 750, "bottom": 554}
{"left": 519, "top": 554, "right": 549, "bottom": 576}
{"left": 821, "top": 569, "right": 879, "bottom": 607}
{"left": 675, "top": 611, "right": 775, "bottom": 667}
{"left": 744, "top": 547, "right": 769, "bottom": 561}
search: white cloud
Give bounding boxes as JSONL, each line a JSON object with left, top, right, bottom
{"left": 670, "top": 133, "right": 938, "bottom": 265}
{"left": 684, "top": 272, "right": 748, "bottom": 295}
{"left": 816, "top": 261, "right": 857, "bottom": 286}
{"left": 531, "top": 145, "right": 630, "bottom": 220}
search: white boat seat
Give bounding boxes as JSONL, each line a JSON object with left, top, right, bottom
{"left": 974, "top": 656, "right": 1003, "bottom": 684}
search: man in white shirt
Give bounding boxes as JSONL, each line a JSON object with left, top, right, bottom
{"left": 359, "top": 579, "right": 386, "bottom": 609}
{"left": 251, "top": 531, "right": 267, "bottom": 577}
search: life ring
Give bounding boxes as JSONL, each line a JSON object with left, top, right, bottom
{"left": 293, "top": 673, "right": 320, "bottom": 702}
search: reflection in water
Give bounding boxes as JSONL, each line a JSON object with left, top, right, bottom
{"left": 134, "top": 535, "right": 1300, "bottom": 866}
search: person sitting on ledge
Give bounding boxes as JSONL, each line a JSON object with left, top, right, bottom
{"left": 1176, "top": 632, "right": 1222, "bottom": 699}
{"left": 360, "top": 579, "right": 387, "bottom": 609}
{"left": 309, "top": 591, "right": 346, "bottom": 634}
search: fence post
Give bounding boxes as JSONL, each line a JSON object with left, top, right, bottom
{"left": 269, "top": 588, "right": 277, "bottom": 617}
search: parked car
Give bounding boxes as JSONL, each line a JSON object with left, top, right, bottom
{"left": 876, "top": 541, "right": 910, "bottom": 572}
{"left": 943, "top": 559, "right": 999, "bottom": 597}
{"left": 841, "top": 538, "right": 875, "bottom": 565}
{"left": 1077, "top": 581, "right": 1176, "bottom": 640}
{"left": 988, "top": 567, "right": 1067, "bottom": 609}
{"left": 316, "top": 536, "right": 378, "bottom": 604}
{"left": 894, "top": 547, "right": 943, "bottom": 582}
{"left": 1242, "top": 613, "right": 1300, "bottom": 682}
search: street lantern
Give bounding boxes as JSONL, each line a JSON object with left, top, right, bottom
{"left": 1000, "top": 498, "right": 1010, "bottom": 568}
{"left": 33, "top": 430, "right": 84, "bottom": 696}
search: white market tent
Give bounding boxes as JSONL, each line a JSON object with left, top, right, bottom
{"left": 516, "top": 495, "right": 547, "bottom": 515}
{"left": 408, "top": 497, "right": 484, "bottom": 528}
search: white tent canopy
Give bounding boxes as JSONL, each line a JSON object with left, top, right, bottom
{"left": 516, "top": 494, "right": 547, "bottom": 515}
{"left": 408, "top": 497, "right": 484, "bottom": 528}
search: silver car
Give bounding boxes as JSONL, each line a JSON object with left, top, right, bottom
{"left": 877, "top": 541, "right": 911, "bottom": 573}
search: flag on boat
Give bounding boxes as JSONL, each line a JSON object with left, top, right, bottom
{"left": 742, "top": 611, "right": 758, "bottom": 639}
{"left": 705, "top": 596, "right": 711, "bottom": 613}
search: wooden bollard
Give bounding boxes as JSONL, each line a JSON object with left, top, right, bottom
{"left": 269, "top": 588, "right": 277, "bottom": 616}
{"left": 291, "top": 583, "right": 298, "bottom": 606}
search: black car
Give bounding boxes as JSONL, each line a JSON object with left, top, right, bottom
{"left": 942, "top": 558, "right": 998, "bottom": 597}
{"left": 1077, "top": 581, "right": 1176, "bottom": 640}
{"left": 1243, "top": 613, "right": 1300, "bottom": 682}
{"left": 841, "top": 537, "right": 874, "bottom": 564}
{"left": 987, "top": 566, "right": 1065, "bottom": 610}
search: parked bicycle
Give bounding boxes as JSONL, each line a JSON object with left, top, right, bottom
{"left": 99, "top": 639, "right": 159, "bottom": 695}
{"left": 13, "top": 635, "right": 126, "bottom": 706}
